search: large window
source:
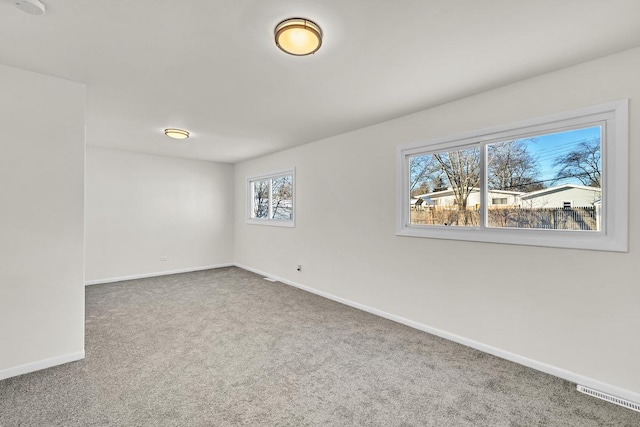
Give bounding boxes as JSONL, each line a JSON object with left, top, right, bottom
{"left": 247, "top": 169, "right": 295, "bottom": 227}
{"left": 397, "top": 100, "right": 628, "bottom": 251}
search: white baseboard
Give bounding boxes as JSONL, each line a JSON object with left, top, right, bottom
{"left": 235, "top": 263, "right": 640, "bottom": 406}
{"left": 0, "top": 351, "right": 85, "bottom": 381}
{"left": 84, "top": 263, "right": 234, "bottom": 286}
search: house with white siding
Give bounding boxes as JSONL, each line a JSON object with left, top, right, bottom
{"left": 415, "top": 188, "right": 523, "bottom": 208}
{"left": 519, "top": 184, "right": 601, "bottom": 208}
{"left": 415, "top": 184, "right": 601, "bottom": 210}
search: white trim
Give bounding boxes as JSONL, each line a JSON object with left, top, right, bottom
{"left": 235, "top": 263, "right": 640, "bottom": 406}
{"left": 246, "top": 218, "right": 296, "bottom": 228}
{"left": 0, "top": 351, "right": 85, "bottom": 381}
{"left": 396, "top": 99, "right": 628, "bottom": 252}
{"left": 84, "top": 264, "right": 233, "bottom": 286}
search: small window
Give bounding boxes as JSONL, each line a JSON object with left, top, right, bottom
{"left": 397, "top": 100, "right": 628, "bottom": 252}
{"left": 247, "top": 169, "right": 295, "bottom": 227}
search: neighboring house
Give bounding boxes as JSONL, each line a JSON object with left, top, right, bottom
{"left": 414, "top": 188, "right": 477, "bottom": 207}
{"left": 410, "top": 196, "right": 434, "bottom": 210}
{"left": 414, "top": 188, "right": 523, "bottom": 208}
{"left": 415, "top": 184, "right": 600, "bottom": 210}
{"left": 520, "top": 184, "right": 601, "bottom": 208}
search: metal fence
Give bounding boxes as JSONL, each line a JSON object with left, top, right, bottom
{"left": 411, "top": 206, "right": 599, "bottom": 231}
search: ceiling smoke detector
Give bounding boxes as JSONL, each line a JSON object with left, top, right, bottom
{"left": 14, "top": 0, "right": 46, "bottom": 15}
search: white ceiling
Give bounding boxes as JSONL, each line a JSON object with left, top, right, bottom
{"left": 2, "top": 0, "right": 640, "bottom": 163}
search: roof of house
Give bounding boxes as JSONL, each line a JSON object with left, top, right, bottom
{"left": 415, "top": 188, "right": 524, "bottom": 199}
{"left": 489, "top": 189, "right": 526, "bottom": 196}
{"left": 520, "top": 184, "right": 601, "bottom": 200}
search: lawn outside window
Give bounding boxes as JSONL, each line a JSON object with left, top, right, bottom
{"left": 397, "top": 100, "right": 628, "bottom": 252}
{"left": 247, "top": 169, "right": 295, "bottom": 227}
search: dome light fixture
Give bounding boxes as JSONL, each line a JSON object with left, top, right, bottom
{"left": 164, "top": 128, "right": 189, "bottom": 140}
{"left": 275, "top": 18, "right": 322, "bottom": 56}
{"left": 14, "top": 0, "right": 45, "bottom": 15}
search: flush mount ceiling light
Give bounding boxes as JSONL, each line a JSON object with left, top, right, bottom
{"left": 14, "top": 0, "right": 46, "bottom": 15}
{"left": 274, "top": 18, "right": 322, "bottom": 56}
{"left": 164, "top": 128, "right": 189, "bottom": 140}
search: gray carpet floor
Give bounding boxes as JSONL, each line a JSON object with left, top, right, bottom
{"left": 1, "top": 267, "right": 638, "bottom": 426}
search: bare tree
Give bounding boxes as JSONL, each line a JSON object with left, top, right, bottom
{"left": 271, "top": 176, "right": 293, "bottom": 219}
{"left": 410, "top": 141, "right": 537, "bottom": 226}
{"left": 411, "top": 181, "right": 430, "bottom": 198}
{"left": 409, "top": 155, "right": 439, "bottom": 194}
{"left": 253, "top": 180, "right": 269, "bottom": 218}
{"left": 433, "top": 147, "right": 480, "bottom": 210}
{"left": 487, "top": 140, "right": 541, "bottom": 192}
{"left": 553, "top": 139, "right": 601, "bottom": 187}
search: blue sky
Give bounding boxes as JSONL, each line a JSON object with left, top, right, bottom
{"left": 409, "top": 125, "right": 601, "bottom": 191}
{"left": 516, "top": 125, "right": 601, "bottom": 186}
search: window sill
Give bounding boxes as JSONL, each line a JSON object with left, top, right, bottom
{"left": 246, "top": 219, "right": 295, "bottom": 228}
{"left": 396, "top": 225, "right": 625, "bottom": 252}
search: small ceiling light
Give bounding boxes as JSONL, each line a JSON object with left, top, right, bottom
{"left": 14, "top": 0, "right": 46, "bottom": 15}
{"left": 275, "top": 18, "right": 322, "bottom": 56}
{"left": 164, "top": 128, "right": 189, "bottom": 140}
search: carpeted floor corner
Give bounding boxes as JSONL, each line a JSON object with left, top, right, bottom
{"left": 1, "top": 267, "right": 638, "bottom": 426}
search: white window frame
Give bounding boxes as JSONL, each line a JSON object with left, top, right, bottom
{"left": 246, "top": 168, "right": 295, "bottom": 227}
{"left": 396, "top": 100, "right": 628, "bottom": 252}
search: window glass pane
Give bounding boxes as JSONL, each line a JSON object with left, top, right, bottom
{"left": 487, "top": 126, "right": 602, "bottom": 231}
{"left": 271, "top": 175, "right": 293, "bottom": 220}
{"left": 252, "top": 179, "right": 269, "bottom": 219}
{"left": 410, "top": 147, "right": 480, "bottom": 227}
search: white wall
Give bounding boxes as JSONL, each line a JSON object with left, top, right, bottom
{"left": 85, "top": 147, "right": 234, "bottom": 282}
{"left": 234, "top": 48, "right": 640, "bottom": 400}
{"left": 0, "top": 64, "right": 85, "bottom": 379}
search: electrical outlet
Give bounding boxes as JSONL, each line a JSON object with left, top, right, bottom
{"left": 160, "top": 256, "right": 168, "bottom": 261}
